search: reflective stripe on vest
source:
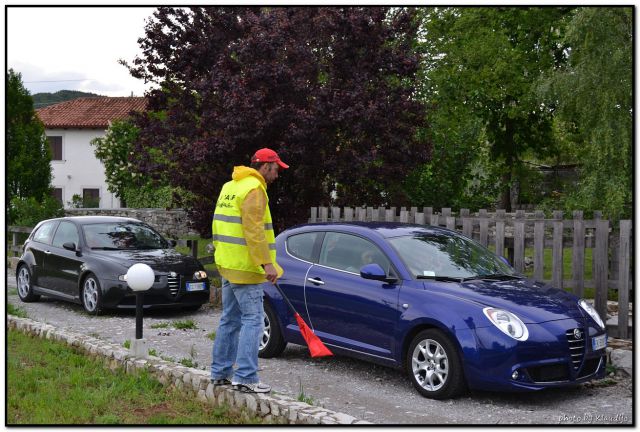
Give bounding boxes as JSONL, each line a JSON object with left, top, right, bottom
{"left": 212, "top": 175, "right": 278, "bottom": 274}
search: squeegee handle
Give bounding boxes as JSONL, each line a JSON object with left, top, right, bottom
{"left": 273, "top": 282, "right": 298, "bottom": 315}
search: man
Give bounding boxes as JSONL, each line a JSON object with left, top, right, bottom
{"left": 210, "top": 148, "right": 288, "bottom": 394}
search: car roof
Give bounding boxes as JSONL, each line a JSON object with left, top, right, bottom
{"left": 284, "top": 222, "right": 456, "bottom": 239}
{"left": 42, "top": 216, "right": 142, "bottom": 225}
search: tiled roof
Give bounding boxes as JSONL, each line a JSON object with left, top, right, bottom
{"left": 36, "top": 97, "right": 147, "bottom": 129}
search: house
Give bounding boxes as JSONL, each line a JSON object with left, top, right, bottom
{"left": 36, "top": 97, "right": 147, "bottom": 209}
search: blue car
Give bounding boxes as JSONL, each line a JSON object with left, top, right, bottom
{"left": 258, "top": 222, "right": 607, "bottom": 399}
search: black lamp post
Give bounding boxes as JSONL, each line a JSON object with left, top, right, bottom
{"left": 125, "top": 263, "right": 155, "bottom": 356}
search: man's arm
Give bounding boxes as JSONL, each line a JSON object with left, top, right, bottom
{"left": 241, "top": 188, "right": 278, "bottom": 283}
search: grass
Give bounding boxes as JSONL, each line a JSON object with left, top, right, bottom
{"left": 9, "top": 288, "right": 18, "bottom": 296}
{"left": 7, "top": 330, "right": 266, "bottom": 424}
{"left": 123, "top": 340, "right": 131, "bottom": 349}
{"left": 150, "top": 322, "right": 170, "bottom": 329}
{"left": 297, "top": 378, "right": 314, "bottom": 405}
{"left": 148, "top": 349, "right": 158, "bottom": 357}
{"left": 179, "top": 358, "right": 198, "bottom": 368}
{"left": 207, "top": 332, "right": 216, "bottom": 341}
{"left": 173, "top": 319, "right": 198, "bottom": 330}
{"left": 8, "top": 303, "right": 28, "bottom": 318}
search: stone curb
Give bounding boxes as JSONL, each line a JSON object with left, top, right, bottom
{"left": 7, "top": 315, "right": 372, "bottom": 425}
{"left": 606, "top": 347, "right": 633, "bottom": 378}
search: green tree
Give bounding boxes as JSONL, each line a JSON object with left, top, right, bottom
{"left": 91, "top": 119, "right": 180, "bottom": 208}
{"left": 539, "top": 7, "right": 632, "bottom": 220}
{"left": 7, "top": 69, "right": 58, "bottom": 223}
{"left": 416, "top": 7, "right": 572, "bottom": 210}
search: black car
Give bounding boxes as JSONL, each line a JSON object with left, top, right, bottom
{"left": 15, "top": 216, "right": 210, "bottom": 314}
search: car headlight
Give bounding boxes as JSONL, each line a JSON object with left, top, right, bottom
{"left": 193, "top": 270, "right": 208, "bottom": 280}
{"left": 483, "top": 307, "right": 529, "bottom": 341}
{"left": 579, "top": 299, "right": 605, "bottom": 329}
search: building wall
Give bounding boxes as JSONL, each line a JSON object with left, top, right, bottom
{"left": 47, "top": 128, "right": 121, "bottom": 209}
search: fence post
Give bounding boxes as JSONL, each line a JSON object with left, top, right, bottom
{"left": 190, "top": 240, "right": 198, "bottom": 258}
{"left": 319, "top": 206, "right": 328, "bottom": 222}
{"left": 331, "top": 206, "right": 341, "bottom": 222}
{"left": 367, "top": 206, "right": 374, "bottom": 221}
{"left": 357, "top": 207, "right": 366, "bottom": 222}
{"left": 514, "top": 210, "right": 525, "bottom": 273}
{"left": 533, "top": 210, "right": 545, "bottom": 282}
{"left": 446, "top": 216, "right": 456, "bottom": 231}
{"left": 424, "top": 207, "right": 433, "bottom": 225}
{"left": 479, "top": 209, "right": 489, "bottom": 247}
{"left": 594, "top": 218, "right": 609, "bottom": 323}
{"left": 552, "top": 211, "right": 564, "bottom": 289}
{"left": 385, "top": 208, "right": 395, "bottom": 222}
{"left": 618, "top": 220, "right": 631, "bottom": 339}
{"left": 430, "top": 213, "right": 439, "bottom": 227}
{"left": 592, "top": 211, "right": 602, "bottom": 285}
{"left": 572, "top": 211, "right": 585, "bottom": 298}
{"left": 414, "top": 212, "right": 425, "bottom": 225}
{"left": 400, "top": 209, "right": 409, "bottom": 223}
{"left": 310, "top": 207, "right": 318, "bottom": 223}
{"left": 495, "top": 209, "right": 505, "bottom": 259}
{"left": 344, "top": 207, "right": 354, "bottom": 222}
{"left": 461, "top": 209, "right": 472, "bottom": 238}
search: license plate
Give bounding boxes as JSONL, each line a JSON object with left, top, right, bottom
{"left": 186, "top": 282, "right": 205, "bottom": 292}
{"left": 592, "top": 334, "right": 607, "bottom": 351}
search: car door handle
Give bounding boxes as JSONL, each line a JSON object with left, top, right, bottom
{"left": 307, "top": 277, "right": 325, "bottom": 285}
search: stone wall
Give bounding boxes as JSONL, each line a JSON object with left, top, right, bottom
{"left": 7, "top": 316, "right": 369, "bottom": 425}
{"left": 65, "top": 208, "right": 199, "bottom": 238}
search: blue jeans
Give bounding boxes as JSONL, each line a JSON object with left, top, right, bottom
{"left": 211, "top": 278, "right": 264, "bottom": 384}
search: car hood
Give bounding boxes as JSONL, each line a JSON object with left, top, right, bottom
{"left": 89, "top": 248, "right": 203, "bottom": 274}
{"left": 422, "top": 277, "right": 584, "bottom": 324}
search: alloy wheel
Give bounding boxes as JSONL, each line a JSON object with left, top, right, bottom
{"left": 412, "top": 338, "right": 449, "bottom": 392}
{"left": 17, "top": 267, "right": 30, "bottom": 298}
{"left": 83, "top": 277, "right": 99, "bottom": 312}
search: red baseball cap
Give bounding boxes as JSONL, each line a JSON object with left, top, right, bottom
{"left": 251, "top": 148, "right": 289, "bottom": 170}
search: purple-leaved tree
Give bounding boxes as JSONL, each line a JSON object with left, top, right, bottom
{"left": 124, "top": 7, "right": 429, "bottom": 235}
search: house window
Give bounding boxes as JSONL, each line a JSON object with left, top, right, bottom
{"left": 47, "top": 136, "right": 63, "bottom": 161}
{"left": 83, "top": 188, "right": 100, "bottom": 208}
{"left": 51, "top": 188, "right": 63, "bottom": 205}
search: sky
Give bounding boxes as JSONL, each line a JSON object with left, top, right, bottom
{"left": 7, "top": 6, "right": 158, "bottom": 97}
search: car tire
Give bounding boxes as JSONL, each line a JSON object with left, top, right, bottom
{"left": 406, "top": 329, "right": 467, "bottom": 399}
{"left": 16, "top": 264, "right": 40, "bottom": 302}
{"left": 259, "top": 301, "right": 287, "bottom": 358}
{"left": 81, "top": 273, "right": 103, "bottom": 315}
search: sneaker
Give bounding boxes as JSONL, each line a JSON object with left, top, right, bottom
{"left": 232, "top": 381, "right": 271, "bottom": 393}
{"left": 211, "top": 378, "right": 231, "bottom": 386}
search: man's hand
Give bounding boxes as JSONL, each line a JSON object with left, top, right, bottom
{"left": 263, "top": 263, "right": 278, "bottom": 284}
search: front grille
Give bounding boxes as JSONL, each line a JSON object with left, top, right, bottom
{"left": 566, "top": 328, "right": 585, "bottom": 370}
{"left": 167, "top": 273, "right": 180, "bottom": 297}
{"left": 578, "top": 356, "right": 603, "bottom": 378}
{"left": 527, "top": 363, "right": 570, "bottom": 383}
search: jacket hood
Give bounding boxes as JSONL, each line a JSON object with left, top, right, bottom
{"left": 423, "top": 277, "right": 584, "bottom": 323}
{"left": 232, "top": 166, "right": 267, "bottom": 189}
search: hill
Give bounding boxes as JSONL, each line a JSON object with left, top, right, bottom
{"left": 32, "top": 90, "right": 103, "bottom": 108}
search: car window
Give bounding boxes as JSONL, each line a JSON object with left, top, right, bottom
{"left": 82, "top": 222, "right": 168, "bottom": 250}
{"left": 32, "top": 221, "right": 58, "bottom": 245}
{"left": 52, "top": 221, "right": 80, "bottom": 248}
{"left": 286, "top": 232, "right": 321, "bottom": 262}
{"left": 318, "top": 232, "right": 390, "bottom": 274}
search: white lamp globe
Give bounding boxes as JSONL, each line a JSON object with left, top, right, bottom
{"left": 126, "top": 263, "right": 155, "bottom": 292}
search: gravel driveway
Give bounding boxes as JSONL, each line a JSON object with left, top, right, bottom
{"left": 6, "top": 272, "right": 633, "bottom": 425}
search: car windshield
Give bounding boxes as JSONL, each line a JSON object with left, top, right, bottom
{"left": 82, "top": 222, "right": 168, "bottom": 250}
{"left": 388, "top": 232, "right": 516, "bottom": 280}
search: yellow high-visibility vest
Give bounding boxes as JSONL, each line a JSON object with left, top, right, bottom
{"left": 212, "top": 175, "right": 279, "bottom": 276}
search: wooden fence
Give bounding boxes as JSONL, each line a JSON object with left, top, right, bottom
{"left": 310, "top": 206, "right": 632, "bottom": 339}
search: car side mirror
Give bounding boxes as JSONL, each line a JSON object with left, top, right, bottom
{"left": 169, "top": 239, "right": 177, "bottom": 248}
{"left": 499, "top": 256, "right": 511, "bottom": 266}
{"left": 63, "top": 242, "right": 77, "bottom": 251}
{"left": 360, "top": 263, "right": 396, "bottom": 283}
